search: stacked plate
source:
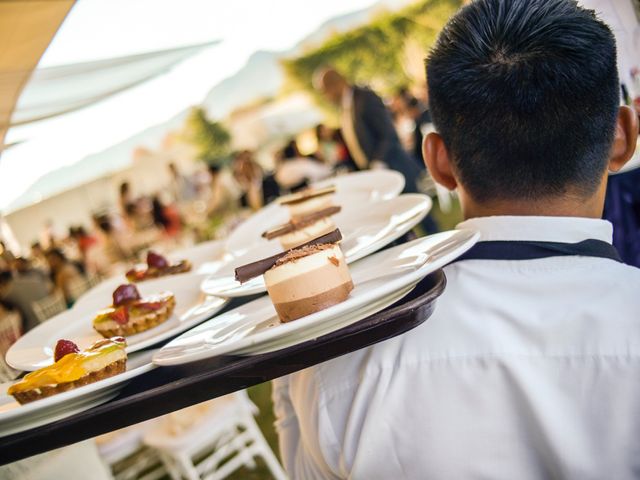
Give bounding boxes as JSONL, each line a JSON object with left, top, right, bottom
{"left": 1, "top": 170, "right": 479, "bottom": 436}
{"left": 155, "top": 229, "right": 478, "bottom": 365}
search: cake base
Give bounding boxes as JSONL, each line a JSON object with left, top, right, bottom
{"left": 11, "top": 359, "right": 127, "bottom": 405}
{"left": 126, "top": 261, "right": 192, "bottom": 283}
{"left": 273, "top": 280, "right": 354, "bottom": 322}
{"left": 94, "top": 298, "right": 176, "bottom": 337}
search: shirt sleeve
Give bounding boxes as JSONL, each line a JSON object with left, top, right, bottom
{"left": 271, "top": 375, "right": 298, "bottom": 474}
{"left": 272, "top": 375, "right": 340, "bottom": 479}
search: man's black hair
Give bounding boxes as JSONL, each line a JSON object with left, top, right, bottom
{"left": 426, "top": 0, "right": 619, "bottom": 202}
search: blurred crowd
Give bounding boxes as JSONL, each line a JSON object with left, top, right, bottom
{"left": 0, "top": 75, "right": 439, "bottom": 336}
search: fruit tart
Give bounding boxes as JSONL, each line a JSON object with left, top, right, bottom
{"left": 125, "top": 251, "right": 191, "bottom": 283}
{"left": 93, "top": 284, "right": 176, "bottom": 337}
{"left": 8, "top": 337, "right": 127, "bottom": 405}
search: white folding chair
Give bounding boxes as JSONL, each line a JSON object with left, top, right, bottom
{"left": 68, "top": 274, "right": 100, "bottom": 304}
{"left": 0, "top": 311, "right": 21, "bottom": 381}
{"left": 32, "top": 291, "right": 67, "bottom": 323}
{"left": 96, "top": 423, "right": 166, "bottom": 480}
{"left": 143, "top": 391, "right": 287, "bottom": 480}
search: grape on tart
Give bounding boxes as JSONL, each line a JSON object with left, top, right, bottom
{"left": 125, "top": 251, "right": 191, "bottom": 283}
{"left": 278, "top": 185, "right": 336, "bottom": 221}
{"left": 236, "top": 229, "right": 354, "bottom": 322}
{"left": 93, "top": 284, "right": 176, "bottom": 337}
{"left": 262, "top": 206, "right": 341, "bottom": 250}
{"left": 7, "top": 337, "right": 127, "bottom": 405}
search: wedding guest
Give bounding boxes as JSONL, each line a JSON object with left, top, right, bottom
{"left": 389, "top": 89, "right": 418, "bottom": 154}
{"left": 313, "top": 67, "right": 423, "bottom": 193}
{"left": 232, "top": 150, "right": 265, "bottom": 210}
{"left": 168, "top": 162, "right": 197, "bottom": 205}
{"left": 151, "top": 195, "right": 182, "bottom": 238}
{"left": 407, "top": 96, "right": 434, "bottom": 166}
{"left": 69, "top": 226, "right": 98, "bottom": 265}
{"left": 45, "top": 248, "right": 85, "bottom": 307}
{"left": 0, "top": 269, "right": 51, "bottom": 331}
{"left": 273, "top": 1, "right": 640, "bottom": 478}
{"left": 30, "top": 242, "right": 49, "bottom": 272}
{"left": 12, "top": 257, "right": 48, "bottom": 283}
{"left": 332, "top": 129, "right": 358, "bottom": 173}
{"left": 0, "top": 240, "right": 15, "bottom": 266}
{"left": 88, "top": 215, "right": 130, "bottom": 276}
{"left": 314, "top": 124, "right": 340, "bottom": 166}
{"left": 275, "top": 140, "right": 331, "bottom": 191}
{"left": 206, "top": 164, "right": 240, "bottom": 214}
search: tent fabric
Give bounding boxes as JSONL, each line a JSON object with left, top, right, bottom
{"left": 0, "top": 0, "right": 75, "bottom": 149}
{"left": 10, "top": 41, "right": 219, "bottom": 126}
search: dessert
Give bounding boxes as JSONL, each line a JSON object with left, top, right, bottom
{"left": 263, "top": 206, "right": 341, "bottom": 250}
{"left": 278, "top": 185, "right": 336, "bottom": 220}
{"left": 93, "top": 284, "right": 176, "bottom": 337}
{"left": 236, "top": 229, "right": 353, "bottom": 322}
{"left": 125, "top": 251, "right": 191, "bottom": 283}
{"left": 7, "top": 337, "right": 127, "bottom": 404}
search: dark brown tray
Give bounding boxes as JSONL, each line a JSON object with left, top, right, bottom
{"left": 0, "top": 269, "right": 446, "bottom": 465}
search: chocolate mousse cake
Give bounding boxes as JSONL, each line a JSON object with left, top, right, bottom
{"left": 263, "top": 205, "right": 341, "bottom": 250}
{"left": 8, "top": 337, "right": 127, "bottom": 404}
{"left": 264, "top": 242, "right": 353, "bottom": 322}
{"left": 278, "top": 185, "right": 336, "bottom": 220}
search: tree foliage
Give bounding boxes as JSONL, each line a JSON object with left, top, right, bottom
{"left": 282, "top": 0, "right": 462, "bottom": 101}
{"left": 184, "top": 107, "right": 232, "bottom": 165}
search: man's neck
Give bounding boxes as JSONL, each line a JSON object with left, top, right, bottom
{"left": 460, "top": 192, "right": 605, "bottom": 220}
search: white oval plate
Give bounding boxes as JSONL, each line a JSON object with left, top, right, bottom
{"left": 237, "top": 283, "right": 417, "bottom": 356}
{"left": 171, "top": 239, "right": 227, "bottom": 274}
{"left": 154, "top": 229, "right": 479, "bottom": 366}
{"left": 0, "top": 349, "right": 155, "bottom": 438}
{"left": 74, "top": 241, "right": 227, "bottom": 311}
{"left": 7, "top": 273, "right": 228, "bottom": 371}
{"left": 224, "top": 170, "right": 405, "bottom": 256}
{"left": 201, "top": 194, "right": 432, "bottom": 298}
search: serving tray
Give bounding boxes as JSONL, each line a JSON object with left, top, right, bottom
{"left": 0, "top": 269, "right": 446, "bottom": 465}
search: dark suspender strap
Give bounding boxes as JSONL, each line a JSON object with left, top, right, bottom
{"left": 450, "top": 239, "right": 623, "bottom": 264}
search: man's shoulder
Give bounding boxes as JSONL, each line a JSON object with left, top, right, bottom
{"left": 353, "top": 86, "right": 380, "bottom": 102}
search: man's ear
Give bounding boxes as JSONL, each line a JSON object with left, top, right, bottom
{"left": 423, "top": 132, "right": 458, "bottom": 190}
{"left": 609, "top": 105, "right": 639, "bottom": 172}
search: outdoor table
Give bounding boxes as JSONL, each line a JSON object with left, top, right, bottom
{"left": 0, "top": 269, "right": 446, "bottom": 465}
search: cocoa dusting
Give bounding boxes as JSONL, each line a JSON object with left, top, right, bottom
{"left": 273, "top": 243, "right": 335, "bottom": 266}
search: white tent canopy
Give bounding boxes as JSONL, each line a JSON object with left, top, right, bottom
{"left": 10, "top": 41, "right": 219, "bottom": 127}
{"left": 0, "top": 0, "right": 75, "bottom": 151}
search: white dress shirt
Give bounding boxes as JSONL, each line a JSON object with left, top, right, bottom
{"left": 272, "top": 216, "right": 640, "bottom": 479}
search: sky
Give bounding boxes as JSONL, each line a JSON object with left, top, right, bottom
{"left": 0, "top": 0, "right": 384, "bottom": 211}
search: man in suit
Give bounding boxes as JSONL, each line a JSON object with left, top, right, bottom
{"left": 313, "top": 68, "right": 423, "bottom": 194}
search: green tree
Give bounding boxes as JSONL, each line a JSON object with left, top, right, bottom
{"left": 184, "top": 107, "right": 232, "bottom": 165}
{"left": 282, "top": 0, "right": 462, "bottom": 101}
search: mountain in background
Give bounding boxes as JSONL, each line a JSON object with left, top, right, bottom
{"left": 6, "top": 0, "right": 411, "bottom": 213}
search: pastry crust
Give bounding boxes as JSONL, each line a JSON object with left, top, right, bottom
{"left": 126, "top": 260, "right": 191, "bottom": 283}
{"left": 11, "top": 359, "right": 126, "bottom": 405}
{"left": 93, "top": 296, "right": 176, "bottom": 337}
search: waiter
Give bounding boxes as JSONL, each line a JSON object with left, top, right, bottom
{"left": 273, "top": 1, "right": 640, "bottom": 478}
{"left": 313, "top": 68, "right": 423, "bottom": 194}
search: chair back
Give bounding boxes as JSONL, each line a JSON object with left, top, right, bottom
{"left": 32, "top": 291, "right": 67, "bottom": 323}
{"left": 0, "top": 311, "right": 21, "bottom": 382}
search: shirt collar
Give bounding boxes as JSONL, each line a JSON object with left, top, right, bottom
{"left": 457, "top": 216, "right": 613, "bottom": 244}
